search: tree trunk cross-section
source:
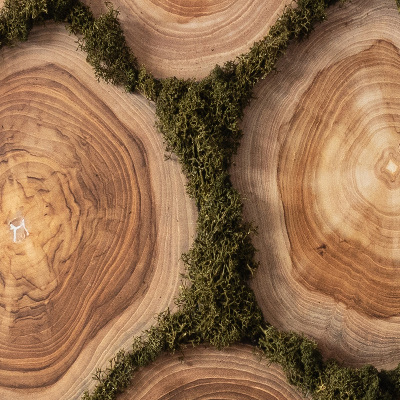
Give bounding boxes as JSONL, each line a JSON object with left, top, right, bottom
{"left": 0, "top": 23, "right": 196, "bottom": 398}
{"left": 279, "top": 39, "right": 400, "bottom": 319}
{"left": 0, "top": 63, "right": 156, "bottom": 388}
{"left": 82, "top": 0, "right": 292, "bottom": 79}
{"left": 232, "top": 0, "right": 400, "bottom": 369}
{"left": 118, "top": 345, "right": 304, "bottom": 400}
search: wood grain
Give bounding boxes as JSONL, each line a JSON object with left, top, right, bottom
{"left": 82, "top": 0, "right": 291, "bottom": 79}
{"left": 118, "top": 345, "right": 305, "bottom": 400}
{"left": 0, "top": 23, "right": 196, "bottom": 398}
{"left": 232, "top": 0, "right": 400, "bottom": 369}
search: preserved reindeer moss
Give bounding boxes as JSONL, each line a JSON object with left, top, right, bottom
{"left": 0, "top": 0, "right": 47, "bottom": 44}
{"left": 2, "top": 0, "right": 400, "bottom": 399}
{"left": 73, "top": 4, "right": 139, "bottom": 91}
{"left": 258, "top": 326, "right": 400, "bottom": 399}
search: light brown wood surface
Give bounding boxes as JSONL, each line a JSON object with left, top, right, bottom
{"left": 0, "top": 23, "right": 196, "bottom": 398}
{"left": 82, "top": 0, "right": 291, "bottom": 79}
{"left": 232, "top": 0, "right": 400, "bottom": 369}
{"left": 118, "top": 345, "right": 304, "bottom": 400}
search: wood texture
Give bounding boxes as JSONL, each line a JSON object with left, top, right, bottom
{"left": 82, "top": 0, "right": 291, "bottom": 79}
{"left": 3, "top": 0, "right": 400, "bottom": 398}
{"left": 0, "top": 23, "right": 196, "bottom": 398}
{"left": 118, "top": 345, "right": 304, "bottom": 400}
{"left": 231, "top": 0, "right": 400, "bottom": 369}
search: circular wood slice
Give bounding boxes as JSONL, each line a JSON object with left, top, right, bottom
{"left": 0, "top": 23, "right": 196, "bottom": 398}
{"left": 118, "top": 345, "right": 304, "bottom": 400}
{"left": 82, "top": 0, "right": 291, "bottom": 79}
{"left": 231, "top": 0, "right": 400, "bottom": 369}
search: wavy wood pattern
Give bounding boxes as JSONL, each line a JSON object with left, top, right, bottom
{"left": 232, "top": 0, "right": 400, "bottom": 369}
{"left": 0, "top": 23, "right": 196, "bottom": 398}
{"left": 82, "top": 0, "right": 291, "bottom": 79}
{"left": 118, "top": 345, "right": 304, "bottom": 400}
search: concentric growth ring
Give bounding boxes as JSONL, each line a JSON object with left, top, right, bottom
{"left": 119, "top": 345, "right": 305, "bottom": 400}
{"left": 82, "top": 0, "right": 291, "bottom": 79}
{"left": 232, "top": 0, "right": 400, "bottom": 368}
{"left": 0, "top": 63, "right": 155, "bottom": 388}
{"left": 278, "top": 40, "right": 400, "bottom": 319}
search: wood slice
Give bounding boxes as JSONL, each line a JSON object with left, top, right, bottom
{"left": 231, "top": 0, "right": 400, "bottom": 369}
{"left": 0, "top": 23, "right": 196, "bottom": 398}
{"left": 118, "top": 345, "right": 304, "bottom": 400}
{"left": 82, "top": 0, "right": 291, "bottom": 79}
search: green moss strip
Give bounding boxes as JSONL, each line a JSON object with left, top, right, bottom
{"left": 2, "top": 0, "right": 400, "bottom": 399}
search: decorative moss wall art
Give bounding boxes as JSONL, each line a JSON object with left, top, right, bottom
{"left": 2, "top": 0, "right": 400, "bottom": 399}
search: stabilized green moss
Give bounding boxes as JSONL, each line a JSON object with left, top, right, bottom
{"left": 0, "top": 0, "right": 46, "bottom": 44}
{"left": 2, "top": 0, "right": 400, "bottom": 399}
{"left": 258, "top": 326, "right": 400, "bottom": 399}
{"left": 72, "top": 5, "right": 139, "bottom": 91}
{"left": 65, "top": 1, "right": 93, "bottom": 34}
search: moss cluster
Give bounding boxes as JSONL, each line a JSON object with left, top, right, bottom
{"left": 2, "top": 0, "right": 400, "bottom": 399}
{"left": 258, "top": 326, "right": 400, "bottom": 399}
{"left": 71, "top": 4, "right": 138, "bottom": 91}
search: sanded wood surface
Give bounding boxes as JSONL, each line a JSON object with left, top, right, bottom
{"left": 232, "top": 0, "right": 400, "bottom": 369}
{"left": 82, "top": 0, "right": 291, "bottom": 79}
{"left": 118, "top": 345, "right": 304, "bottom": 400}
{"left": 0, "top": 23, "right": 196, "bottom": 398}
